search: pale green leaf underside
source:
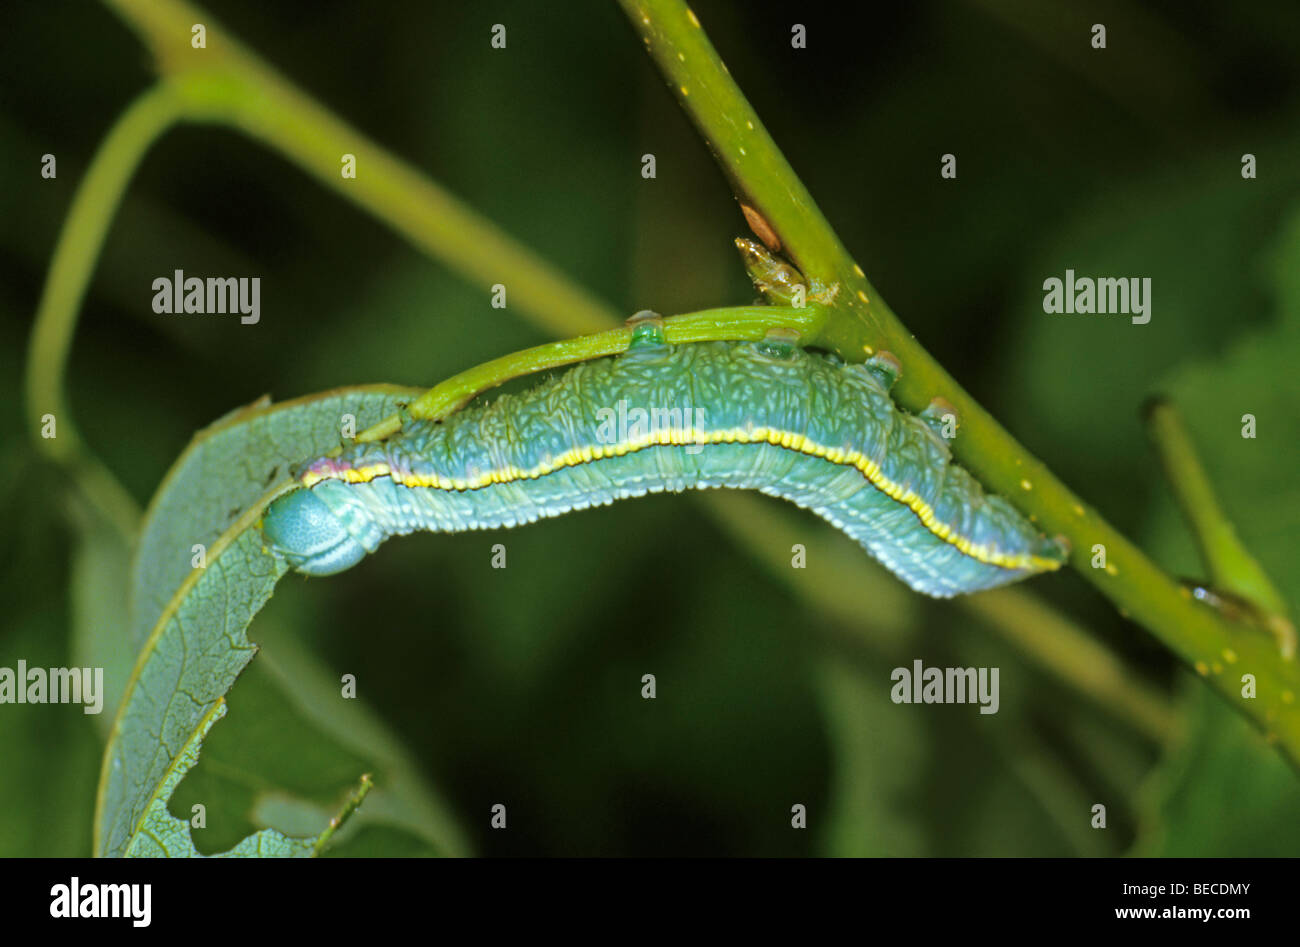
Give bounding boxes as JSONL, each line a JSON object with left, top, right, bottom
{"left": 99, "top": 387, "right": 422, "bottom": 858}
{"left": 130, "top": 385, "right": 423, "bottom": 650}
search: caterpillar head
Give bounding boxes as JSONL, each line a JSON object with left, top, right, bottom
{"left": 261, "top": 487, "right": 368, "bottom": 576}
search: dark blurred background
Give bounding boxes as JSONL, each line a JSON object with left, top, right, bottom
{"left": 2, "top": 0, "right": 1298, "bottom": 856}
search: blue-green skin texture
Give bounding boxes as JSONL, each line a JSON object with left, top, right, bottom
{"left": 262, "top": 340, "right": 1067, "bottom": 597}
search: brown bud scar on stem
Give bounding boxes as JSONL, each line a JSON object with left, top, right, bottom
{"left": 740, "top": 203, "right": 780, "bottom": 252}
{"left": 928, "top": 396, "right": 958, "bottom": 420}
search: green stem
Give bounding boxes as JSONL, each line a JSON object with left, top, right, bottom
{"left": 25, "top": 81, "right": 184, "bottom": 456}
{"left": 312, "top": 774, "right": 373, "bottom": 856}
{"left": 24, "top": 80, "right": 187, "bottom": 536}
{"left": 618, "top": 0, "right": 848, "bottom": 291}
{"left": 624, "top": 0, "right": 1300, "bottom": 766}
{"left": 359, "top": 305, "right": 822, "bottom": 440}
{"left": 1144, "top": 397, "right": 1295, "bottom": 658}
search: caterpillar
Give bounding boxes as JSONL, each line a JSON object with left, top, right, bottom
{"left": 261, "top": 334, "right": 1067, "bottom": 597}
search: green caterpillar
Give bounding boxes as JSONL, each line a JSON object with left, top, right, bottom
{"left": 261, "top": 332, "right": 1067, "bottom": 597}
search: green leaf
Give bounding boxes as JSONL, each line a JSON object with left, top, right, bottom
{"left": 130, "top": 385, "right": 422, "bottom": 650}
{"left": 184, "top": 622, "right": 472, "bottom": 857}
{"left": 120, "top": 698, "right": 370, "bottom": 857}
{"left": 98, "top": 386, "right": 424, "bottom": 857}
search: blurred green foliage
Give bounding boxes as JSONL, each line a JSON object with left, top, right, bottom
{"left": 2, "top": 0, "right": 1298, "bottom": 855}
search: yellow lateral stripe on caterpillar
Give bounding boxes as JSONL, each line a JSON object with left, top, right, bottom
{"left": 300, "top": 423, "right": 1061, "bottom": 573}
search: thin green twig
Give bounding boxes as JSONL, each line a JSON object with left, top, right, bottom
{"left": 26, "top": 80, "right": 184, "bottom": 458}
{"left": 359, "top": 305, "right": 823, "bottom": 440}
{"left": 311, "top": 774, "right": 373, "bottom": 856}
{"left": 1144, "top": 397, "right": 1295, "bottom": 657}
{"left": 1143, "top": 398, "right": 1288, "bottom": 616}
{"left": 24, "top": 80, "right": 189, "bottom": 537}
